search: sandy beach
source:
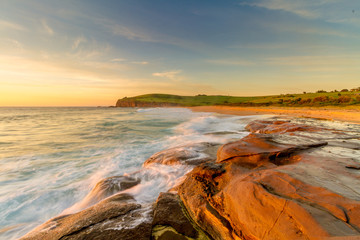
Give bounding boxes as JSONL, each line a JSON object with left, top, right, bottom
{"left": 189, "top": 106, "right": 360, "bottom": 124}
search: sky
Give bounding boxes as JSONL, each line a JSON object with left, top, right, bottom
{"left": 0, "top": 0, "right": 359, "bottom": 106}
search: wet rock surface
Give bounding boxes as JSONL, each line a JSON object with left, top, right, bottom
{"left": 245, "top": 120, "right": 322, "bottom": 134}
{"left": 217, "top": 133, "right": 327, "bottom": 167}
{"left": 62, "top": 175, "right": 141, "bottom": 214}
{"left": 20, "top": 193, "right": 152, "bottom": 240}
{"left": 144, "top": 142, "right": 219, "bottom": 166}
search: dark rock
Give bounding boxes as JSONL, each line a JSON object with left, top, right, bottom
{"left": 346, "top": 164, "right": 360, "bottom": 170}
{"left": 152, "top": 227, "right": 189, "bottom": 240}
{"left": 152, "top": 192, "right": 209, "bottom": 240}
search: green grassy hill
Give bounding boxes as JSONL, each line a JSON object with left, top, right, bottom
{"left": 116, "top": 89, "right": 360, "bottom": 107}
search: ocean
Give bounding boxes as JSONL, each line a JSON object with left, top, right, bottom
{"left": 0, "top": 107, "right": 256, "bottom": 239}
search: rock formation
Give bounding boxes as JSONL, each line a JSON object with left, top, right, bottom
{"left": 63, "top": 175, "right": 141, "bottom": 214}
{"left": 143, "top": 142, "right": 219, "bottom": 166}
{"left": 21, "top": 119, "right": 360, "bottom": 240}
{"left": 178, "top": 120, "right": 360, "bottom": 240}
{"left": 152, "top": 192, "right": 210, "bottom": 240}
{"left": 20, "top": 194, "right": 152, "bottom": 240}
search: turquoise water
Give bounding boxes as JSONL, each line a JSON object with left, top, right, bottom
{"left": 0, "top": 107, "right": 252, "bottom": 239}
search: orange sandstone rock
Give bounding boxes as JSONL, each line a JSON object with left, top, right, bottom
{"left": 179, "top": 121, "right": 360, "bottom": 240}
{"left": 245, "top": 120, "right": 321, "bottom": 134}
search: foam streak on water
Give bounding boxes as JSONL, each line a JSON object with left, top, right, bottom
{"left": 0, "top": 107, "right": 252, "bottom": 239}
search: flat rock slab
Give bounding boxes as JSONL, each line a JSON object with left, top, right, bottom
{"left": 245, "top": 120, "right": 321, "bottom": 134}
{"left": 144, "top": 142, "right": 219, "bottom": 166}
{"left": 179, "top": 120, "right": 360, "bottom": 240}
{"left": 216, "top": 133, "right": 327, "bottom": 167}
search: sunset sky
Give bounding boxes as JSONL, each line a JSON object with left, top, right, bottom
{"left": 1, "top": 0, "right": 359, "bottom": 106}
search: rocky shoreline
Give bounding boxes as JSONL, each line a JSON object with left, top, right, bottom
{"left": 20, "top": 118, "right": 360, "bottom": 240}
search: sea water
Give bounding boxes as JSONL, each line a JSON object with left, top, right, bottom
{"left": 0, "top": 107, "right": 256, "bottom": 239}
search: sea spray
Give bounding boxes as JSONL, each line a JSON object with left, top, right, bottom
{"left": 0, "top": 107, "right": 250, "bottom": 240}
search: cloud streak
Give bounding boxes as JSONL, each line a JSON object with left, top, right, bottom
{"left": 242, "top": 0, "right": 320, "bottom": 19}
{"left": 41, "top": 19, "right": 54, "bottom": 35}
{"left": 0, "top": 19, "right": 25, "bottom": 31}
{"left": 206, "top": 59, "right": 254, "bottom": 66}
{"left": 72, "top": 36, "right": 87, "bottom": 50}
{"left": 152, "top": 70, "right": 182, "bottom": 80}
{"left": 241, "top": 0, "right": 360, "bottom": 24}
{"left": 96, "top": 18, "right": 156, "bottom": 42}
{"left": 132, "top": 61, "right": 148, "bottom": 65}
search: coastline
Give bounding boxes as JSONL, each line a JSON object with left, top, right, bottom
{"left": 188, "top": 105, "right": 360, "bottom": 124}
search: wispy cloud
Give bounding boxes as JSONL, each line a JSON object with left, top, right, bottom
{"left": 41, "top": 19, "right": 54, "bottom": 35}
{"left": 241, "top": 0, "right": 360, "bottom": 24}
{"left": 111, "top": 58, "right": 126, "bottom": 62}
{"left": 263, "top": 22, "right": 352, "bottom": 39}
{"left": 264, "top": 55, "right": 360, "bottom": 73}
{"left": 110, "top": 59, "right": 148, "bottom": 65}
{"left": 96, "top": 19, "right": 155, "bottom": 42}
{"left": 0, "top": 19, "right": 25, "bottom": 31}
{"left": 7, "top": 39, "right": 24, "bottom": 50}
{"left": 111, "top": 25, "right": 154, "bottom": 41}
{"left": 72, "top": 36, "right": 87, "bottom": 50}
{"left": 132, "top": 61, "right": 148, "bottom": 65}
{"left": 68, "top": 39, "right": 112, "bottom": 60}
{"left": 241, "top": 0, "right": 320, "bottom": 19}
{"left": 206, "top": 59, "right": 254, "bottom": 66}
{"left": 152, "top": 70, "right": 182, "bottom": 80}
{"left": 94, "top": 18, "right": 206, "bottom": 51}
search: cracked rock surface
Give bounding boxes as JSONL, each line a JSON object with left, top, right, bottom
{"left": 178, "top": 120, "right": 360, "bottom": 240}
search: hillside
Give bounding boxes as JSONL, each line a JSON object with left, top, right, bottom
{"left": 116, "top": 89, "right": 360, "bottom": 107}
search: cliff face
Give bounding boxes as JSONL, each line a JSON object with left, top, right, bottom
{"left": 116, "top": 99, "right": 179, "bottom": 107}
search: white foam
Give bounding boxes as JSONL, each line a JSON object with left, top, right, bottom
{"left": 123, "top": 164, "right": 192, "bottom": 203}
{"left": 1, "top": 107, "right": 260, "bottom": 240}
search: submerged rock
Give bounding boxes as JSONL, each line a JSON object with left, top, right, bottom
{"left": 63, "top": 175, "right": 140, "bottom": 214}
{"left": 20, "top": 193, "right": 152, "bottom": 240}
{"left": 83, "top": 175, "right": 140, "bottom": 205}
